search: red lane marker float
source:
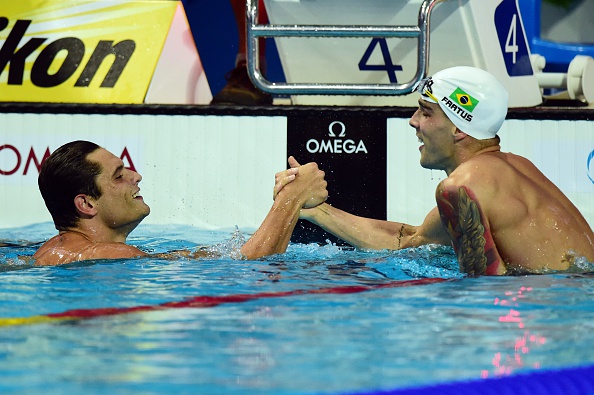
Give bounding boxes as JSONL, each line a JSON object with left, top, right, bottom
{"left": 1, "top": 278, "right": 450, "bottom": 326}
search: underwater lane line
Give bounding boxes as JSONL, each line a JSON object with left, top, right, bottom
{"left": 0, "top": 277, "right": 451, "bottom": 327}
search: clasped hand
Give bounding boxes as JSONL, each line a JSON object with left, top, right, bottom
{"left": 273, "top": 156, "right": 328, "bottom": 209}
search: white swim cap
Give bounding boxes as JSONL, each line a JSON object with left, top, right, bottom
{"left": 413, "top": 66, "right": 509, "bottom": 140}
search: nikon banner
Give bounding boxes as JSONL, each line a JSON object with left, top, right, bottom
{"left": 0, "top": 0, "right": 177, "bottom": 103}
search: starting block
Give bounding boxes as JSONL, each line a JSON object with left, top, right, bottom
{"left": 248, "top": 0, "right": 591, "bottom": 107}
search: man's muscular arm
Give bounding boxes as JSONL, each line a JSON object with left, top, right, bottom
{"left": 300, "top": 203, "right": 450, "bottom": 250}
{"left": 436, "top": 181, "right": 506, "bottom": 276}
{"left": 275, "top": 156, "right": 449, "bottom": 251}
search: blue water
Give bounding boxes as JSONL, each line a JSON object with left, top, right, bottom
{"left": 0, "top": 223, "right": 593, "bottom": 395}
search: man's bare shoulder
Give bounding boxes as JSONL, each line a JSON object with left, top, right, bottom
{"left": 447, "top": 152, "right": 524, "bottom": 195}
{"left": 33, "top": 232, "right": 147, "bottom": 266}
{"left": 454, "top": 151, "right": 506, "bottom": 174}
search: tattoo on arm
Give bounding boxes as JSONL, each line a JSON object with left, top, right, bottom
{"left": 397, "top": 224, "right": 405, "bottom": 249}
{"left": 437, "top": 184, "right": 502, "bottom": 276}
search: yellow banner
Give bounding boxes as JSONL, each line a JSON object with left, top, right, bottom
{"left": 0, "top": 0, "right": 177, "bottom": 104}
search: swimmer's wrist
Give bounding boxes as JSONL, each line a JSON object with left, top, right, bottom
{"left": 299, "top": 203, "right": 325, "bottom": 223}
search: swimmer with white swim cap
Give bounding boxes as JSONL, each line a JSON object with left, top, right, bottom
{"left": 280, "top": 66, "right": 594, "bottom": 275}
{"left": 413, "top": 66, "right": 508, "bottom": 140}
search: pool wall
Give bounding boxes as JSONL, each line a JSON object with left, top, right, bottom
{"left": 1, "top": 105, "right": 593, "bottom": 244}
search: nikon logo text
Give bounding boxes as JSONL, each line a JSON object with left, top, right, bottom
{"left": 0, "top": 17, "right": 135, "bottom": 88}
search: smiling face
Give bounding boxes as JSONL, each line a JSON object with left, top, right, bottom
{"left": 409, "top": 99, "right": 459, "bottom": 174}
{"left": 86, "top": 148, "right": 150, "bottom": 233}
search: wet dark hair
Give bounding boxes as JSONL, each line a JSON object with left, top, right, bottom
{"left": 38, "top": 140, "right": 103, "bottom": 231}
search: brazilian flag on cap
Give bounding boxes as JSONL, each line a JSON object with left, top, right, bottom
{"left": 449, "top": 87, "right": 479, "bottom": 112}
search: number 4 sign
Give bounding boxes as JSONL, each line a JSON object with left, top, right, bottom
{"left": 494, "top": 0, "right": 533, "bottom": 76}
{"left": 358, "top": 38, "right": 403, "bottom": 83}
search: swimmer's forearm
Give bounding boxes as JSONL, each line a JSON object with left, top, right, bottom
{"left": 240, "top": 195, "right": 302, "bottom": 259}
{"left": 151, "top": 249, "right": 211, "bottom": 260}
{"left": 302, "top": 203, "right": 407, "bottom": 250}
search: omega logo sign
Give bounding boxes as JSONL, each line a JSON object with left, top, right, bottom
{"left": 0, "top": 145, "right": 137, "bottom": 176}
{"left": 306, "top": 121, "right": 368, "bottom": 154}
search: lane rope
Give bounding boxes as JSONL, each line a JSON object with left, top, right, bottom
{"left": 0, "top": 277, "right": 449, "bottom": 327}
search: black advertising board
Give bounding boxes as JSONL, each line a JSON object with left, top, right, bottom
{"left": 287, "top": 111, "right": 387, "bottom": 245}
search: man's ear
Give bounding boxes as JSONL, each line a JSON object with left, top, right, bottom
{"left": 74, "top": 194, "right": 97, "bottom": 218}
{"left": 453, "top": 127, "right": 468, "bottom": 142}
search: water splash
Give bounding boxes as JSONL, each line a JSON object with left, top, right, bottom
{"left": 282, "top": 239, "right": 349, "bottom": 261}
{"left": 381, "top": 244, "right": 461, "bottom": 279}
{"left": 0, "top": 240, "right": 38, "bottom": 267}
{"left": 202, "top": 226, "right": 246, "bottom": 259}
{"left": 561, "top": 253, "right": 594, "bottom": 273}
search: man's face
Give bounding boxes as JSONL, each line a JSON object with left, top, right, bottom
{"left": 409, "top": 99, "right": 458, "bottom": 173}
{"left": 86, "top": 148, "right": 150, "bottom": 231}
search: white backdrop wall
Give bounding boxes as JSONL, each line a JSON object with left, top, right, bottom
{"left": 0, "top": 113, "right": 287, "bottom": 231}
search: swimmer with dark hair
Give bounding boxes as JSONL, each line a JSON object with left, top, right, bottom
{"left": 33, "top": 141, "right": 327, "bottom": 265}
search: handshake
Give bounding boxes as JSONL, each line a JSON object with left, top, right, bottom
{"left": 273, "top": 156, "right": 328, "bottom": 211}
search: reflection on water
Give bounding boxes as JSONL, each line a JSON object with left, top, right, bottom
{"left": 482, "top": 285, "right": 547, "bottom": 378}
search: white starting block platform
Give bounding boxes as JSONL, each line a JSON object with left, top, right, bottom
{"left": 251, "top": 0, "right": 593, "bottom": 107}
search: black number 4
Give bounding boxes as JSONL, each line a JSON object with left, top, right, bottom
{"left": 358, "top": 38, "right": 403, "bottom": 83}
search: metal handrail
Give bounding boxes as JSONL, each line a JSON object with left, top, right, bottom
{"left": 246, "top": 0, "right": 442, "bottom": 96}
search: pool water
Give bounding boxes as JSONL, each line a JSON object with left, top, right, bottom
{"left": 1, "top": 223, "right": 593, "bottom": 394}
